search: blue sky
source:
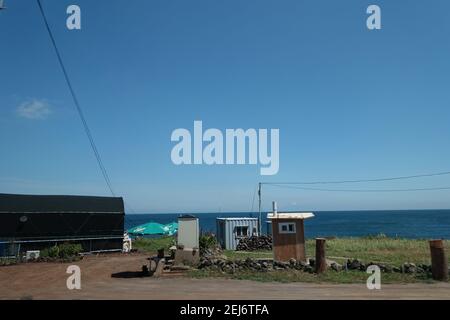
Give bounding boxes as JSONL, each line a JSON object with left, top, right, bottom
{"left": 1, "top": 0, "right": 450, "bottom": 213}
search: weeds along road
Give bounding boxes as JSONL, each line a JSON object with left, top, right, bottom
{"left": 1, "top": 253, "right": 449, "bottom": 300}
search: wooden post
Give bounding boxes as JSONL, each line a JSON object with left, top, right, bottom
{"left": 315, "top": 238, "right": 327, "bottom": 274}
{"left": 429, "top": 240, "right": 448, "bottom": 281}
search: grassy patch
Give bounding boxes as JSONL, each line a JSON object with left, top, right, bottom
{"left": 223, "top": 250, "right": 273, "bottom": 260}
{"left": 305, "top": 237, "right": 450, "bottom": 266}
{"left": 223, "top": 237, "right": 450, "bottom": 266}
{"left": 132, "top": 236, "right": 176, "bottom": 253}
{"left": 188, "top": 269, "right": 434, "bottom": 284}
{"left": 0, "top": 258, "right": 17, "bottom": 266}
{"left": 195, "top": 236, "right": 450, "bottom": 284}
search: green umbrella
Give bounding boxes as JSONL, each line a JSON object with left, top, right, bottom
{"left": 127, "top": 222, "right": 178, "bottom": 236}
{"left": 128, "top": 222, "right": 166, "bottom": 235}
{"left": 163, "top": 222, "right": 178, "bottom": 236}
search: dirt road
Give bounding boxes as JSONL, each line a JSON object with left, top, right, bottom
{"left": 1, "top": 253, "right": 449, "bottom": 300}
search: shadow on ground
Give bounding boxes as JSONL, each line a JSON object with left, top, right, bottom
{"left": 111, "top": 271, "right": 146, "bottom": 278}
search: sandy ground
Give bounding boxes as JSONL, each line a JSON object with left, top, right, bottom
{"left": 1, "top": 253, "right": 449, "bottom": 300}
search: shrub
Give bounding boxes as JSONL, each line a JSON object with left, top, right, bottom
{"left": 40, "top": 243, "right": 82, "bottom": 259}
{"left": 41, "top": 245, "right": 60, "bottom": 258}
{"left": 58, "top": 243, "right": 82, "bottom": 259}
{"left": 199, "top": 234, "right": 217, "bottom": 251}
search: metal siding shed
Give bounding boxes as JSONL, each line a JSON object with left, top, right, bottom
{"left": 216, "top": 218, "right": 259, "bottom": 250}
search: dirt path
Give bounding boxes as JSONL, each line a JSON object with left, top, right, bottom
{"left": 1, "top": 253, "right": 449, "bottom": 300}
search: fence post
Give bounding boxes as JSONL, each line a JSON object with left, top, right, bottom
{"left": 315, "top": 238, "right": 327, "bottom": 274}
{"left": 429, "top": 239, "right": 448, "bottom": 281}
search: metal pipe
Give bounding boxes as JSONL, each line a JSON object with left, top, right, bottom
{"left": 258, "top": 182, "right": 262, "bottom": 236}
{"left": 272, "top": 201, "right": 277, "bottom": 217}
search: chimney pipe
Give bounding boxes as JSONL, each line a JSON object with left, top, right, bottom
{"left": 272, "top": 201, "right": 278, "bottom": 218}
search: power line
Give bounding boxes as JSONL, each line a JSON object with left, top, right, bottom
{"left": 36, "top": 0, "right": 115, "bottom": 197}
{"left": 262, "top": 170, "right": 450, "bottom": 186}
{"left": 267, "top": 184, "right": 450, "bottom": 192}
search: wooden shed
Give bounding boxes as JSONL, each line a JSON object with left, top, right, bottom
{"left": 268, "top": 210, "right": 314, "bottom": 262}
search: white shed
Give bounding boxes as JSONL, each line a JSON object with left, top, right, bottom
{"left": 177, "top": 215, "right": 199, "bottom": 249}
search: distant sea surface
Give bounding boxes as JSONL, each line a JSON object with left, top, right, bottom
{"left": 125, "top": 210, "right": 450, "bottom": 239}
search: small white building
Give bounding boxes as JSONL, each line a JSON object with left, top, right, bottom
{"left": 216, "top": 217, "right": 259, "bottom": 250}
{"left": 177, "top": 215, "right": 199, "bottom": 249}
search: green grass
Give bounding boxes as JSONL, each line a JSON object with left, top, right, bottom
{"left": 223, "top": 237, "right": 450, "bottom": 266}
{"left": 132, "top": 236, "right": 176, "bottom": 253}
{"left": 305, "top": 237, "right": 450, "bottom": 266}
{"left": 223, "top": 250, "right": 273, "bottom": 260}
{"left": 189, "top": 269, "right": 435, "bottom": 284}
{"left": 0, "top": 258, "right": 17, "bottom": 266}
{"left": 131, "top": 236, "right": 448, "bottom": 284}
{"left": 200, "top": 236, "right": 450, "bottom": 284}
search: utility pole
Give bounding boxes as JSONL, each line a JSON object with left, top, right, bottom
{"left": 258, "top": 182, "right": 262, "bottom": 235}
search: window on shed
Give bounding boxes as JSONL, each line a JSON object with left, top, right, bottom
{"left": 279, "top": 222, "right": 296, "bottom": 234}
{"left": 235, "top": 226, "right": 249, "bottom": 237}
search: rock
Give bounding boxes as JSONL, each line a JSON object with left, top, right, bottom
{"left": 382, "top": 264, "right": 393, "bottom": 273}
{"left": 347, "top": 259, "right": 361, "bottom": 270}
{"left": 330, "top": 262, "right": 342, "bottom": 272}
{"left": 403, "top": 262, "right": 417, "bottom": 274}
{"left": 142, "top": 265, "right": 150, "bottom": 276}
{"left": 393, "top": 266, "right": 401, "bottom": 273}
{"left": 170, "top": 265, "right": 191, "bottom": 271}
{"left": 418, "top": 264, "right": 431, "bottom": 273}
{"left": 274, "top": 261, "right": 289, "bottom": 269}
{"left": 303, "top": 265, "right": 314, "bottom": 273}
{"left": 294, "top": 262, "right": 306, "bottom": 271}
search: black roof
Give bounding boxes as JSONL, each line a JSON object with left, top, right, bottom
{"left": 0, "top": 193, "right": 124, "bottom": 214}
{"left": 179, "top": 214, "right": 197, "bottom": 219}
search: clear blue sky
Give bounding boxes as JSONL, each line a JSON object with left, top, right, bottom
{"left": 1, "top": 0, "right": 450, "bottom": 213}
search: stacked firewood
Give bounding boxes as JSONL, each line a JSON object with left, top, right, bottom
{"left": 236, "top": 235, "right": 272, "bottom": 251}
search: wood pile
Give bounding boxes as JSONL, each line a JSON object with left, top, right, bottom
{"left": 236, "top": 235, "right": 272, "bottom": 251}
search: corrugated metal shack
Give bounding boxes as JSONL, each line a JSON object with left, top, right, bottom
{"left": 216, "top": 217, "right": 258, "bottom": 250}
{"left": 0, "top": 193, "right": 125, "bottom": 257}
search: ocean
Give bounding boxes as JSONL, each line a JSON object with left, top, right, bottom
{"left": 125, "top": 209, "right": 450, "bottom": 239}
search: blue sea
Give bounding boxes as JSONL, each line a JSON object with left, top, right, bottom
{"left": 125, "top": 209, "right": 450, "bottom": 239}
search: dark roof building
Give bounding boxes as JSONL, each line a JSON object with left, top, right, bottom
{"left": 0, "top": 193, "right": 125, "bottom": 256}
